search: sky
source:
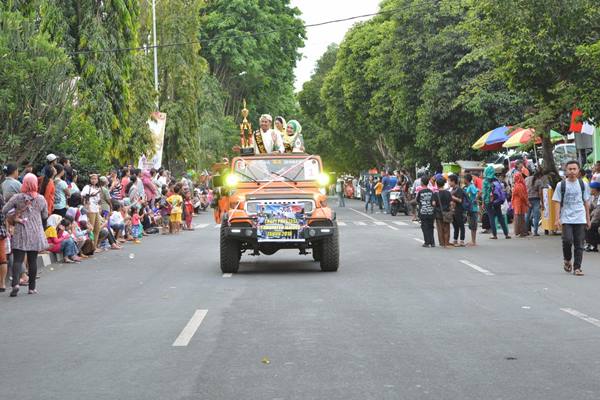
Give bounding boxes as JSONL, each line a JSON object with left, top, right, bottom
{"left": 291, "top": 0, "right": 381, "bottom": 92}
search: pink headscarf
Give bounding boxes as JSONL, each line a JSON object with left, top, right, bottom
{"left": 21, "top": 173, "right": 39, "bottom": 198}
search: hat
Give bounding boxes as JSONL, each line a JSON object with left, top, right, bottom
{"left": 260, "top": 114, "right": 273, "bottom": 122}
{"left": 46, "top": 153, "right": 57, "bottom": 162}
{"left": 590, "top": 181, "right": 600, "bottom": 190}
{"left": 99, "top": 176, "right": 108, "bottom": 184}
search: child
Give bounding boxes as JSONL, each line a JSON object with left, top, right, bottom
{"left": 184, "top": 192, "right": 194, "bottom": 230}
{"left": 167, "top": 185, "right": 183, "bottom": 234}
{"left": 47, "top": 219, "right": 82, "bottom": 263}
{"left": 109, "top": 201, "right": 125, "bottom": 240}
{"left": 159, "top": 187, "right": 171, "bottom": 234}
{"left": 130, "top": 206, "right": 142, "bottom": 244}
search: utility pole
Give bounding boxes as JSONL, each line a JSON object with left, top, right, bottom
{"left": 152, "top": 0, "right": 159, "bottom": 110}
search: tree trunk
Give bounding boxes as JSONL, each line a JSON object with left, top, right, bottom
{"left": 541, "top": 129, "right": 560, "bottom": 186}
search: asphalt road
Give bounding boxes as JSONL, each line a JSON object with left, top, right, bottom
{"left": 1, "top": 198, "right": 600, "bottom": 400}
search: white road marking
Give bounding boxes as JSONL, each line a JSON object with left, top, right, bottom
{"left": 413, "top": 238, "right": 425, "bottom": 243}
{"left": 412, "top": 221, "right": 420, "bottom": 225}
{"left": 354, "top": 221, "right": 367, "bottom": 226}
{"left": 195, "top": 223, "right": 209, "bottom": 229}
{"left": 387, "top": 225, "right": 399, "bottom": 231}
{"left": 222, "top": 273, "right": 232, "bottom": 278}
{"left": 172, "top": 309, "right": 208, "bottom": 347}
{"left": 214, "top": 224, "right": 221, "bottom": 228}
{"left": 393, "top": 221, "right": 408, "bottom": 226}
{"left": 560, "top": 308, "right": 600, "bottom": 329}
{"left": 348, "top": 207, "right": 379, "bottom": 222}
{"left": 337, "top": 221, "right": 347, "bottom": 226}
{"left": 459, "top": 259, "right": 495, "bottom": 276}
{"left": 374, "top": 221, "right": 387, "bottom": 225}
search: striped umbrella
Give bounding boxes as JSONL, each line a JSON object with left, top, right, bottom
{"left": 502, "top": 128, "right": 565, "bottom": 148}
{"left": 472, "top": 126, "right": 512, "bottom": 151}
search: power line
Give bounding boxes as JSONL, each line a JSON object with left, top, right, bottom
{"left": 66, "top": 5, "right": 428, "bottom": 56}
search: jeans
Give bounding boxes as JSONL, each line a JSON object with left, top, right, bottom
{"left": 365, "top": 194, "right": 376, "bottom": 213}
{"left": 111, "top": 223, "right": 125, "bottom": 238}
{"left": 61, "top": 238, "right": 78, "bottom": 257}
{"left": 525, "top": 198, "right": 541, "bottom": 234}
{"left": 562, "top": 223, "right": 586, "bottom": 269}
{"left": 12, "top": 249, "right": 38, "bottom": 290}
{"left": 381, "top": 190, "right": 391, "bottom": 214}
{"left": 452, "top": 212, "right": 465, "bottom": 241}
{"left": 337, "top": 192, "right": 345, "bottom": 207}
{"left": 486, "top": 203, "right": 509, "bottom": 237}
{"left": 420, "top": 216, "right": 435, "bottom": 246}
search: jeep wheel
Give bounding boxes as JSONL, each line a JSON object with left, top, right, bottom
{"left": 319, "top": 222, "right": 339, "bottom": 272}
{"left": 220, "top": 225, "right": 240, "bottom": 273}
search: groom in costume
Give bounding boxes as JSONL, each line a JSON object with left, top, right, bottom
{"left": 253, "top": 114, "right": 284, "bottom": 154}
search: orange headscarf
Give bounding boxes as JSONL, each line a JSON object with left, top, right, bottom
{"left": 512, "top": 172, "right": 527, "bottom": 201}
{"left": 21, "top": 173, "right": 39, "bottom": 198}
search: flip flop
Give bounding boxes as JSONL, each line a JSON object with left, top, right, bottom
{"left": 563, "top": 260, "right": 572, "bottom": 273}
{"left": 574, "top": 269, "right": 584, "bottom": 276}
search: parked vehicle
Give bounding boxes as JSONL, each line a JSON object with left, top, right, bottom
{"left": 389, "top": 189, "right": 409, "bottom": 216}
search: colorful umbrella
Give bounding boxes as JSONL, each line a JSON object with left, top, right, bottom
{"left": 502, "top": 128, "right": 565, "bottom": 148}
{"left": 472, "top": 126, "right": 512, "bottom": 151}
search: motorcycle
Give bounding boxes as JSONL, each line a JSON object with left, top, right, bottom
{"left": 389, "top": 189, "right": 409, "bottom": 216}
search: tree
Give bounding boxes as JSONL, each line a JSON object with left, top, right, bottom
{"left": 465, "top": 0, "right": 600, "bottom": 176}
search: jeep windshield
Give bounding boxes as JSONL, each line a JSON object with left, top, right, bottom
{"left": 233, "top": 157, "right": 321, "bottom": 182}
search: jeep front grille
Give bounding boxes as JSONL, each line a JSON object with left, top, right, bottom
{"left": 245, "top": 199, "right": 314, "bottom": 215}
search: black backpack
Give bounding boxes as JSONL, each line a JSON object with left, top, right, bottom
{"left": 559, "top": 178, "right": 586, "bottom": 208}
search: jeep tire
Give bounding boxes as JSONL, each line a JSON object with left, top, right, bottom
{"left": 319, "top": 222, "right": 339, "bottom": 272}
{"left": 220, "top": 224, "right": 240, "bottom": 273}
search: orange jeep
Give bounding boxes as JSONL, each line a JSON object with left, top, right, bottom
{"left": 212, "top": 153, "right": 339, "bottom": 273}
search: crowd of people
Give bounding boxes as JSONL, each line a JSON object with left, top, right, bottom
{"left": 0, "top": 154, "right": 212, "bottom": 297}
{"left": 349, "top": 160, "right": 600, "bottom": 277}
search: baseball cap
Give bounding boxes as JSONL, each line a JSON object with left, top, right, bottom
{"left": 590, "top": 181, "right": 600, "bottom": 190}
{"left": 46, "top": 153, "right": 57, "bottom": 162}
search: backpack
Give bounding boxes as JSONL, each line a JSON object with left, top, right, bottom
{"left": 490, "top": 180, "right": 506, "bottom": 205}
{"left": 559, "top": 178, "right": 585, "bottom": 208}
{"left": 461, "top": 188, "right": 472, "bottom": 211}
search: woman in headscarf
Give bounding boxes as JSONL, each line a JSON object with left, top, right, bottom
{"left": 274, "top": 116, "right": 287, "bottom": 138}
{"left": 482, "top": 165, "right": 511, "bottom": 239}
{"left": 511, "top": 172, "right": 529, "bottom": 237}
{"left": 2, "top": 173, "right": 49, "bottom": 296}
{"left": 284, "top": 120, "right": 305, "bottom": 153}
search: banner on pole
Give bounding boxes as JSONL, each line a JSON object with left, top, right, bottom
{"left": 138, "top": 112, "right": 167, "bottom": 170}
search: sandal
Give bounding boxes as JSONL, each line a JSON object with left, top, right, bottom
{"left": 563, "top": 260, "right": 572, "bottom": 273}
{"left": 574, "top": 269, "right": 584, "bottom": 276}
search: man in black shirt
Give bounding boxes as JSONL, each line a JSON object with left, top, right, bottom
{"left": 449, "top": 174, "right": 466, "bottom": 246}
{"left": 416, "top": 176, "right": 435, "bottom": 247}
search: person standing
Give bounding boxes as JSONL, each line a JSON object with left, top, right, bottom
{"left": 2, "top": 173, "right": 48, "bottom": 296}
{"left": 253, "top": 114, "right": 284, "bottom": 154}
{"left": 463, "top": 174, "right": 479, "bottom": 246}
{"left": 525, "top": 170, "right": 544, "bottom": 236}
{"left": 381, "top": 170, "right": 397, "bottom": 214}
{"left": 416, "top": 176, "right": 435, "bottom": 247}
{"left": 374, "top": 177, "right": 383, "bottom": 211}
{"left": 432, "top": 177, "right": 452, "bottom": 248}
{"left": 552, "top": 160, "right": 591, "bottom": 276}
{"left": 511, "top": 173, "right": 530, "bottom": 237}
{"left": 364, "top": 176, "right": 376, "bottom": 214}
{"left": 585, "top": 181, "right": 600, "bottom": 252}
{"left": 336, "top": 178, "right": 345, "bottom": 208}
{"left": 81, "top": 174, "right": 102, "bottom": 247}
{"left": 2, "top": 163, "right": 22, "bottom": 202}
{"left": 53, "top": 164, "right": 70, "bottom": 217}
{"left": 38, "top": 165, "right": 56, "bottom": 218}
{"left": 0, "top": 196, "right": 8, "bottom": 292}
{"left": 448, "top": 175, "right": 466, "bottom": 247}
{"left": 482, "top": 165, "right": 511, "bottom": 240}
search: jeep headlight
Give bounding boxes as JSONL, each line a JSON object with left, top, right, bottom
{"left": 317, "top": 173, "right": 330, "bottom": 187}
{"left": 225, "top": 173, "right": 240, "bottom": 188}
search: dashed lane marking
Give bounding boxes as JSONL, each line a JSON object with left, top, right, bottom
{"left": 560, "top": 308, "right": 600, "bottom": 329}
{"left": 172, "top": 309, "right": 208, "bottom": 347}
{"left": 337, "top": 221, "right": 347, "bottom": 226}
{"left": 387, "top": 225, "right": 399, "bottom": 231}
{"left": 195, "top": 223, "right": 209, "bottom": 229}
{"left": 393, "top": 221, "right": 408, "bottom": 226}
{"left": 214, "top": 224, "right": 221, "bottom": 228}
{"left": 374, "top": 221, "right": 388, "bottom": 226}
{"left": 413, "top": 238, "right": 425, "bottom": 243}
{"left": 222, "top": 273, "right": 232, "bottom": 278}
{"left": 354, "top": 221, "right": 367, "bottom": 226}
{"left": 459, "top": 259, "right": 495, "bottom": 276}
